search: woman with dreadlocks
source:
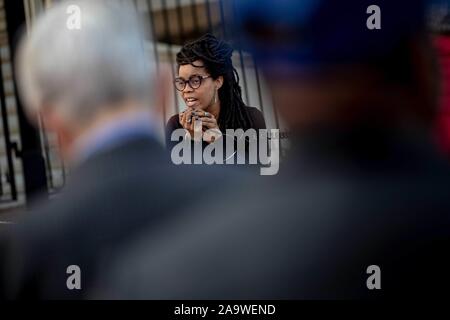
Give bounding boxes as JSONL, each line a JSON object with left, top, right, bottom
{"left": 165, "top": 34, "right": 266, "bottom": 155}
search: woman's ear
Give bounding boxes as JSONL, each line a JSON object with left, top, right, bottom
{"left": 216, "top": 76, "right": 224, "bottom": 90}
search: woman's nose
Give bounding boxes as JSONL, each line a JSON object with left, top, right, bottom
{"left": 182, "top": 84, "right": 194, "bottom": 93}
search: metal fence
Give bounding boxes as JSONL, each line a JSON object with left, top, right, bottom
{"left": 0, "top": 0, "right": 23, "bottom": 208}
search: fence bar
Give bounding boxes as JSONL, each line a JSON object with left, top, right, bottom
{"left": 0, "top": 52, "right": 17, "bottom": 200}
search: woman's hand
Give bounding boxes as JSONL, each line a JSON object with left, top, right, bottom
{"left": 192, "top": 110, "right": 222, "bottom": 143}
{"left": 192, "top": 110, "right": 219, "bottom": 130}
{"left": 179, "top": 108, "right": 222, "bottom": 143}
{"left": 179, "top": 108, "right": 195, "bottom": 138}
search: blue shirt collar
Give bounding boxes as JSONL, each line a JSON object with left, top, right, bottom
{"left": 73, "top": 111, "right": 157, "bottom": 165}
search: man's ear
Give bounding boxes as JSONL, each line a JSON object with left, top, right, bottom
{"left": 39, "top": 106, "right": 76, "bottom": 161}
{"left": 40, "top": 106, "right": 77, "bottom": 146}
{"left": 40, "top": 106, "right": 61, "bottom": 134}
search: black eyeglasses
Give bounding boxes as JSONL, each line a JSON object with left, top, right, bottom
{"left": 174, "top": 75, "right": 212, "bottom": 91}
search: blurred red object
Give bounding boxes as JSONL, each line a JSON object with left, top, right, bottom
{"left": 435, "top": 35, "right": 450, "bottom": 157}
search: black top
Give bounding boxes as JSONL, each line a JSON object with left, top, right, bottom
{"left": 165, "top": 106, "right": 266, "bottom": 151}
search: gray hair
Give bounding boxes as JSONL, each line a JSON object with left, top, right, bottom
{"left": 17, "top": 0, "right": 157, "bottom": 127}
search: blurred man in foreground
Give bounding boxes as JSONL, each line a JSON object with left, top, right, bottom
{"left": 96, "top": 0, "right": 450, "bottom": 299}
{"left": 0, "top": 0, "right": 233, "bottom": 299}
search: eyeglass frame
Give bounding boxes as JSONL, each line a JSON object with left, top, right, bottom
{"left": 174, "top": 75, "right": 213, "bottom": 92}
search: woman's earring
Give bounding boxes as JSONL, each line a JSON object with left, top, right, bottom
{"left": 214, "top": 89, "right": 218, "bottom": 104}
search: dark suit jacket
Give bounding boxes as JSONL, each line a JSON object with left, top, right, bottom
{"left": 98, "top": 127, "right": 450, "bottom": 299}
{"left": 0, "top": 134, "right": 239, "bottom": 299}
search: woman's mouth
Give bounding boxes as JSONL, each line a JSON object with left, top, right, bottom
{"left": 185, "top": 97, "right": 198, "bottom": 107}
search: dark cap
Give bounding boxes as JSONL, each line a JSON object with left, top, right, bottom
{"left": 232, "top": 0, "right": 427, "bottom": 67}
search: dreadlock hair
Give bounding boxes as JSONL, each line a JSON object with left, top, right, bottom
{"left": 176, "top": 33, "right": 253, "bottom": 132}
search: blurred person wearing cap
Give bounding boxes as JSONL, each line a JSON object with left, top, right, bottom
{"left": 432, "top": 1, "right": 450, "bottom": 157}
{"left": 0, "top": 0, "right": 238, "bottom": 299}
{"left": 94, "top": 0, "right": 450, "bottom": 299}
